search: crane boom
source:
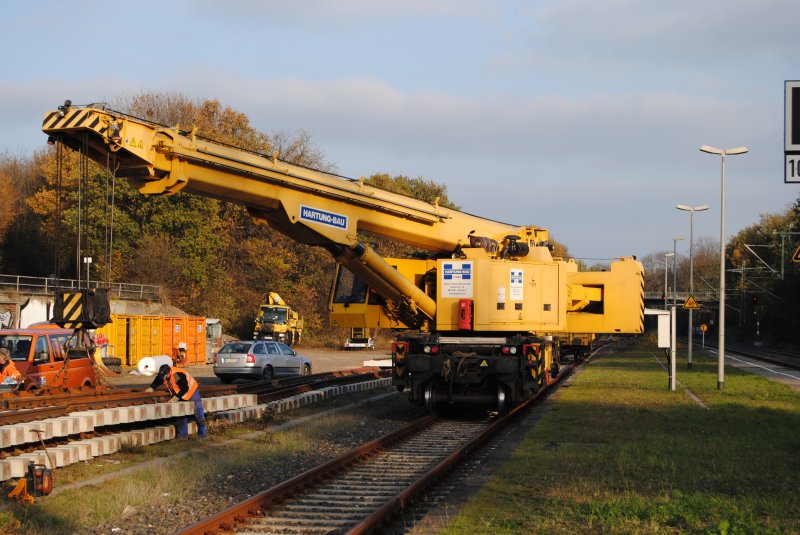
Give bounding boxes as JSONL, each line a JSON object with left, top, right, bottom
{"left": 42, "top": 103, "right": 539, "bottom": 251}
{"left": 43, "top": 103, "right": 550, "bottom": 324}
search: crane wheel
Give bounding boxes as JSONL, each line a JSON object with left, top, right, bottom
{"left": 497, "top": 384, "right": 510, "bottom": 415}
{"left": 423, "top": 381, "right": 436, "bottom": 414}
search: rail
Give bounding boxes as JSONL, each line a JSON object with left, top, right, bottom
{"left": 0, "top": 274, "right": 161, "bottom": 302}
{"left": 0, "top": 384, "right": 236, "bottom": 414}
{"left": 235, "top": 367, "right": 389, "bottom": 403}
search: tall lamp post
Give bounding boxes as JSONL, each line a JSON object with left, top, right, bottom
{"left": 664, "top": 252, "right": 674, "bottom": 310}
{"left": 672, "top": 236, "right": 684, "bottom": 306}
{"left": 699, "top": 145, "right": 748, "bottom": 390}
{"left": 676, "top": 204, "right": 709, "bottom": 369}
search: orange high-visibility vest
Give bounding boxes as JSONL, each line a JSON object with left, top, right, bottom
{"left": 0, "top": 360, "right": 21, "bottom": 382}
{"left": 163, "top": 366, "right": 198, "bottom": 400}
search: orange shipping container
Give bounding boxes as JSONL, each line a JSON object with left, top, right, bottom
{"left": 162, "top": 316, "right": 206, "bottom": 366}
{"left": 185, "top": 317, "right": 206, "bottom": 365}
{"left": 162, "top": 316, "right": 185, "bottom": 365}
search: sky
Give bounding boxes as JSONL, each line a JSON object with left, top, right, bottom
{"left": 1, "top": 0, "right": 799, "bottom": 263}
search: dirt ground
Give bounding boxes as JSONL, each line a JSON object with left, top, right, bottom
{"left": 104, "top": 347, "right": 392, "bottom": 389}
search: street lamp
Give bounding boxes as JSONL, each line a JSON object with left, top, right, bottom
{"left": 672, "top": 236, "right": 684, "bottom": 306}
{"left": 699, "top": 145, "right": 748, "bottom": 390}
{"left": 83, "top": 256, "right": 92, "bottom": 289}
{"left": 677, "top": 204, "right": 709, "bottom": 369}
{"left": 664, "top": 253, "right": 674, "bottom": 310}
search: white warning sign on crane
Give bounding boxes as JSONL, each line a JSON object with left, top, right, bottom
{"left": 510, "top": 269, "right": 523, "bottom": 300}
{"left": 442, "top": 261, "right": 473, "bottom": 298}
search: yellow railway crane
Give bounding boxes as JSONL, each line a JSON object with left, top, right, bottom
{"left": 42, "top": 101, "right": 644, "bottom": 413}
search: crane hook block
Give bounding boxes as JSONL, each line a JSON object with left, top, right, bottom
{"left": 52, "top": 289, "right": 111, "bottom": 329}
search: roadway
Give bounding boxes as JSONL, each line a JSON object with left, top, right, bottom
{"left": 105, "top": 347, "right": 388, "bottom": 389}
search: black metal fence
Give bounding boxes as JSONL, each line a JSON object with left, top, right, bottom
{"left": 0, "top": 274, "right": 161, "bottom": 302}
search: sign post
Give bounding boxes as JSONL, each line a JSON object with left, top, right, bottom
{"left": 670, "top": 306, "right": 677, "bottom": 392}
{"left": 700, "top": 323, "right": 708, "bottom": 349}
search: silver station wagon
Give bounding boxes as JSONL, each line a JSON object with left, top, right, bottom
{"left": 213, "top": 340, "right": 311, "bottom": 383}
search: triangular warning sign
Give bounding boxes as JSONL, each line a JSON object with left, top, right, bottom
{"left": 793, "top": 243, "right": 800, "bottom": 263}
{"left": 480, "top": 360, "right": 488, "bottom": 367}
{"left": 683, "top": 295, "right": 700, "bottom": 309}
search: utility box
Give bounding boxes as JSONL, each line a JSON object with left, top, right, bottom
{"left": 645, "top": 308, "right": 671, "bottom": 349}
{"left": 458, "top": 299, "right": 473, "bottom": 330}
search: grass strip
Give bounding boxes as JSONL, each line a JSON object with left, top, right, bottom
{"left": 442, "top": 343, "right": 800, "bottom": 534}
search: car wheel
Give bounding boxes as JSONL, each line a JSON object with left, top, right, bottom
{"left": 261, "top": 366, "right": 273, "bottom": 382}
{"left": 301, "top": 364, "right": 311, "bottom": 376}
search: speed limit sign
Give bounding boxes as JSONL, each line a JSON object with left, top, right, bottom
{"left": 700, "top": 323, "right": 708, "bottom": 332}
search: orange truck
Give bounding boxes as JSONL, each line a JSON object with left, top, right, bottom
{"left": 0, "top": 326, "right": 96, "bottom": 390}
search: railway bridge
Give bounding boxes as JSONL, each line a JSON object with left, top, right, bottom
{"left": 643, "top": 291, "right": 718, "bottom": 310}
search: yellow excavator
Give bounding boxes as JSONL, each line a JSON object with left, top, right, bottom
{"left": 42, "top": 101, "right": 644, "bottom": 412}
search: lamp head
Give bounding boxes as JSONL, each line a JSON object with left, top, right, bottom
{"left": 700, "top": 145, "right": 748, "bottom": 156}
{"left": 676, "top": 204, "right": 710, "bottom": 212}
{"left": 700, "top": 145, "right": 723, "bottom": 155}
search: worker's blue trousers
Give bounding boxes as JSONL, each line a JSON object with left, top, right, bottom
{"left": 176, "top": 390, "right": 207, "bottom": 438}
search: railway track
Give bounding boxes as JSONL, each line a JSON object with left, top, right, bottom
{"left": 0, "top": 385, "right": 236, "bottom": 426}
{"left": 178, "top": 357, "right": 584, "bottom": 535}
{"left": 178, "top": 415, "right": 493, "bottom": 535}
{"left": 0, "top": 369, "right": 388, "bottom": 427}
{"left": 237, "top": 368, "right": 390, "bottom": 403}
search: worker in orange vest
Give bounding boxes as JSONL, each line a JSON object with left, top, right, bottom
{"left": 0, "top": 347, "right": 22, "bottom": 384}
{"left": 145, "top": 364, "right": 207, "bottom": 438}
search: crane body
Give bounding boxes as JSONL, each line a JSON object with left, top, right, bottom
{"left": 43, "top": 102, "right": 644, "bottom": 412}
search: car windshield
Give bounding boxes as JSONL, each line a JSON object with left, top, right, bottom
{"left": 259, "top": 307, "right": 287, "bottom": 324}
{"left": 0, "top": 335, "right": 34, "bottom": 361}
{"left": 219, "top": 342, "right": 252, "bottom": 354}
